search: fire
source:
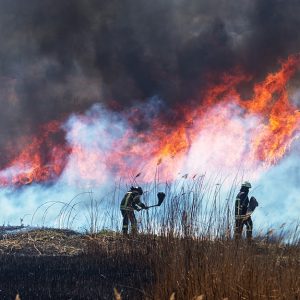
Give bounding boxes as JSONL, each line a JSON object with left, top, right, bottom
{"left": 0, "top": 55, "right": 299, "bottom": 186}
{"left": 0, "top": 121, "right": 70, "bottom": 186}
{"left": 241, "top": 54, "right": 300, "bottom": 164}
{"left": 153, "top": 55, "right": 300, "bottom": 174}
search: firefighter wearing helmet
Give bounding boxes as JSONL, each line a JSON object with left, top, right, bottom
{"left": 234, "top": 181, "right": 258, "bottom": 240}
{"left": 120, "top": 186, "right": 148, "bottom": 235}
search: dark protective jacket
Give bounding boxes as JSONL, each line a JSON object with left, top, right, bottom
{"left": 120, "top": 191, "right": 146, "bottom": 211}
{"left": 235, "top": 191, "right": 249, "bottom": 218}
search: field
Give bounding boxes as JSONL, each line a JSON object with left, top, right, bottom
{"left": 0, "top": 179, "right": 299, "bottom": 299}
{"left": 0, "top": 227, "right": 299, "bottom": 300}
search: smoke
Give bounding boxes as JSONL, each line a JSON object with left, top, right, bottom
{"left": 0, "top": 101, "right": 298, "bottom": 233}
{"left": 253, "top": 143, "right": 300, "bottom": 231}
{"left": 1, "top": 0, "right": 300, "bottom": 229}
{"left": 1, "top": 1, "right": 300, "bottom": 144}
{"left": 185, "top": 102, "right": 262, "bottom": 176}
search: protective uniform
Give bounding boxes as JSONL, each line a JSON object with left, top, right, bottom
{"left": 234, "top": 181, "right": 257, "bottom": 240}
{"left": 120, "top": 187, "right": 147, "bottom": 235}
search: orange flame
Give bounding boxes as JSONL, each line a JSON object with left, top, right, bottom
{"left": 241, "top": 55, "right": 300, "bottom": 164}
{"left": 158, "top": 55, "right": 299, "bottom": 172}
{"left": 0, "top": 55, "right": 299, "bottom": 186}
{"left": 0, "top": 121, "right": 70, "bottom": 186}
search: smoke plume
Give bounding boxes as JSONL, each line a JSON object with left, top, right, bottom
{"left": 0, "top": 0, "right": 300, "bottom": 229}
{"left": 1, "top": 1, "right": 300, "bottom": 151}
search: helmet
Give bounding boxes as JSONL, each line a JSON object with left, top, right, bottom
{"left": 241, "top": 181, "right": 252, "bottom": 188}
{"left": 130, "top": 186, "right": 143, "bottom": 195}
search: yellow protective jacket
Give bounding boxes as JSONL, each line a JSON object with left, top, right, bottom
{"left": 120, "top": 191, "right": 146, "bottom": 211}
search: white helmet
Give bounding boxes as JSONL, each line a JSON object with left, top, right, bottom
{"left": 241, "top": 181, "right": 252, "bottom": 188}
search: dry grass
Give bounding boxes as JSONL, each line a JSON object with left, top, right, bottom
{"left": 0, "top": 228, "right": 299, "bottom": 299}
{"left": 0, "top": 228, "right": 86, "bottom": 256}
{"left": 148, "top": 237, "right": 300, "bottom": 299}
{"left": 1, "top": 178, "right": 299, "bottom": 299}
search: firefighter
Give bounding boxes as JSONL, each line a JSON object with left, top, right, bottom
{"left": 234, "top": 181, "right": 258, "bottom": 240}
{"left": 120, "top": 186, "right": 148, "bottom": 235}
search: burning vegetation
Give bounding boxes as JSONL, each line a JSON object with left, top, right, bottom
{"left": 0, "top": 55, "right": 299, "bottom": 185}
{"left": 0, "top": 0, "right": 299, "bottom": 187}
{"left": 0, "top": 0, "right": 300, "bottom": 299}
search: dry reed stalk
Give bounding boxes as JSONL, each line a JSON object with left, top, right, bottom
{"left": 169, "top": 292, "right": 175, "bottom": 300}
{"left": 114, "top": 288, "right": 122, "bottom": 300}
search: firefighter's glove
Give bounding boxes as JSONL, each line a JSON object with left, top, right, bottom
{"left": 139, "top": 203, "right": 147, "bottom": 210}
{"left": 244, "top": 212, "right": 252, "bottom": 220}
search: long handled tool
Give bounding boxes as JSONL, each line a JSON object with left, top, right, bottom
{"left": 147, "top": 192, "right": 166, "bottom": 209}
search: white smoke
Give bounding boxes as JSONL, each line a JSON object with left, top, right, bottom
{"left": 0, "top": 104, "right": 124, "bottom": 228}
{"left": 253, "top": 143, "right": 300, "bottom": 230}
{"left": 61, "top": 104, "right": 127, "bottom": 187}
{"left": 185, "top": 101, "right": 263, "bottom": 177}
{"left": 0, "top": 100, "right": 299, "bottom": 236}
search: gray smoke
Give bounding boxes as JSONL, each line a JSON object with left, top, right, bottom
{"left": 1, "top": 0, "right": 300, "bottom": 167}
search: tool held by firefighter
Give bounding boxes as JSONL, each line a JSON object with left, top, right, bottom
{"left": 234, "top": 181, "right": 259, "bottom": 240}
{"left": 147, "top": 192, "right": 166, "bottom": 208}
{"left": 120, "top": 186, "right": 166, "bottom": 235}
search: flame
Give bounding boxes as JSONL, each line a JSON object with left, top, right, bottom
{"left": 155, "top": 55, "right": 300, "bottom": 175}
{"left": 0, "top": 121, "right": 70, "bottom": 186}
{"left": 0, "top": 55, "right": 299, "bottom": 186}
{"left": 241, "top": 55, "right": 300, "bottom": 164}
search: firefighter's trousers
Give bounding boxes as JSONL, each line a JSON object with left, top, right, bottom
{"left": 121, "top": 209, "right": 137, "bottom": 235}
{"left": 235, "top": 217, "right": 253, "bottom": 239}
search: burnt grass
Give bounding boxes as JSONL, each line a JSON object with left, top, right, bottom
{"left": 0, "top": 251, "right": 151, "bottom": 299}
{"left": 0, "top": 229, "right": 299, "bottom": 299}
{"left": 0, "top": 230, "right": 153, "bottom": 299}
